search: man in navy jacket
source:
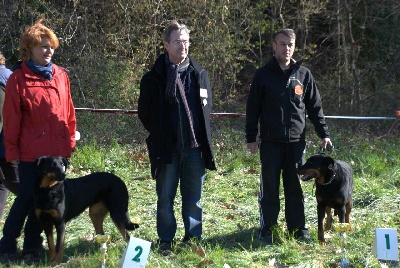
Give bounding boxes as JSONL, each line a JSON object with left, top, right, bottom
{"left": 246, "top": 28, "right": 332, "bottom": 243}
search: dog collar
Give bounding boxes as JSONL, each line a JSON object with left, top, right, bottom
{"left": 318, "top": 173, "right": 336, "bottom": 186}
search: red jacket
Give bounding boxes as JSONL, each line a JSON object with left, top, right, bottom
{"left": 3, "top": 61, "right": 76, "bottom": 162}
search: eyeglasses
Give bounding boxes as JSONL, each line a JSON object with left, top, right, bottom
{"left": 172, "top": 40, "right": 190, "bottom": 47}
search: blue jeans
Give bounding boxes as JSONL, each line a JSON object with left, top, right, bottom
{"left": 0, "top": 161, "right": 43, "bottom": 254}
{"left": 156, "top": 147, "right": 206, "bottom": 242}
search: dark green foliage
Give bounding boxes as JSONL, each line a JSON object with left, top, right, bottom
{"left": 0, "top": 0, "right": 399, "bottom": 125}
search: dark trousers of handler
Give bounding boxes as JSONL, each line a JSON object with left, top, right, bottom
{"left": 258, "top": 140, "right": 308, "bottom": 238}
{"left": 0, "top": 162, "right": 43, "bottom": 254}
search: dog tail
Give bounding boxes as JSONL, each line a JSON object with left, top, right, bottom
{"left": 126, "top": 221, "right": 140, "bottom": 230}
{"left": 112, "top": 212, "right": 140, "bottom": 230}
{"left": 113, "top": 215, "right": 139, "bottom": 242}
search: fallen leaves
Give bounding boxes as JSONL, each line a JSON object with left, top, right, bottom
{"left": 190, "top": 242, "right": 214, "bottom": 267}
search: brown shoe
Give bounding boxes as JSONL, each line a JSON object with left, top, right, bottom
{"left": 158, "top": 241, "right": 172, "bottom": 256}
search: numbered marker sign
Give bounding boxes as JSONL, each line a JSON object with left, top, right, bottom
{"left": 372, "top": 228, "right": 398, "bottom": 261}
{"left": 120, "top": 237, "right": 151, "bottom": 268}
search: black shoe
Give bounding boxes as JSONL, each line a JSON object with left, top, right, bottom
{"left": 297, "top": 234, "right": 312, "bottom": 243}
{"left": 259, "top": 234, "right": 273, "bottom": 245}
{"left": 158, "top": 241, "right": 172, "bottom": 256}
{"left": 294, "top": 229, "right": 312, "bottom": 243}
{"left": 259, "top": 228, "right": 275, "bottom": 245}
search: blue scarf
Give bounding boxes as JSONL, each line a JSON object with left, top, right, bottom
{"left": 26, "top": 60, "right": 53, "bottom": 81}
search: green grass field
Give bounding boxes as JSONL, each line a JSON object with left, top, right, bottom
{"left": 0, "top": 122, "right": 399, "bottom": 267}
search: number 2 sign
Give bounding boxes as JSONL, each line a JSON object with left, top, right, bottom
{"left": 372, "top": 228, "right": 398, "bottom": 261}
{"left": 119, "top": 237, "right": 152, "bottom": 267}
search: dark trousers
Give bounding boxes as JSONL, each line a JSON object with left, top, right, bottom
{"left": 258, "top": 141, "right": 306, "bottom": 237}
{"left": 0, "top": 158, "right": 19, "bottom": 220}
{"left": 0, "top": 161, "right": 43, "bottom": 254}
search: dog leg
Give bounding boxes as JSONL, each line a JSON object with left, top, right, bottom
{"left": 317, "top": 203, "right": 326, "bottom": 245}
{"left": 325, "top": 207, "right": 332, "bottom": 230}
{"left": 337, "top": 206, "right": 346, "bottom": 224}
{"left": 43, "top": 225, "right": 56, "bottom": 262}
{"left": 54, "top": 222, "right": 66, "bottom": 265}
{"left": 89, "top": 202, "right": 108, "bottom": 235}
{"left": 345, "top": 197, "right": 352, "bottom": 231}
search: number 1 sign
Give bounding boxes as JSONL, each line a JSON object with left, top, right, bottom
{"left": 119, "top": 237, "right": 152, "bottom": 267}
{"left": 372, "top": 228, "right": 398, "bottom": 261}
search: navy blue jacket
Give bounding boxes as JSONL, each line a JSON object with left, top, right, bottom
{"left": 0, "top": 65, "right": 12, "bottom": 157}
{"left": 246, "top": 57, "right": 329, "bottom": 143}
{"left": 0, "top": 65, "right": 12, "bottom": 87}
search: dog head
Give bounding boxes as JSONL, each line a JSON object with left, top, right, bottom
{"left": 297, "top": 154, "right": 335, "bottom": 184}
{"left": 35, "top": 156, "right": 69, "bottom": 188}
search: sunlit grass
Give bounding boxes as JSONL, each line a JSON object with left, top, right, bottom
{"left": 0, "top": 124, "right": 399, "bottom": 267}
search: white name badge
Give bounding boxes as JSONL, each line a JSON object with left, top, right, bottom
{"left": 200, "top": 88, "right": 208, "bottom": 98}
{"left": 75, "top": 131, "right": 81, "bottom": 141}
{"left": 119, "top": 237, "right": 152, "bottom": 268}
{"left": 372, "top": 228, "right": 398, "bottom": 261}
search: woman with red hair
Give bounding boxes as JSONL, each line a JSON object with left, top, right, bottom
{"left": 0, "top": 19, "right": 76, "bottom": 264}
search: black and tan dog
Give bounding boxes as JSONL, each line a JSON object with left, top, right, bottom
{"left": 297, "top": 153, "right": 353, "bottom": 245}
{"left": 34, "top": 156, "right": 139, "bottom": 265}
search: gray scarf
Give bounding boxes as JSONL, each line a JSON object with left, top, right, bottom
{"left": 165, "top": 56, "right": 189, "bottom": 103}
{"left": 165, "top": 56, "right": 198, "bottom": 148}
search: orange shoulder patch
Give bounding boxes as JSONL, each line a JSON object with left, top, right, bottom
{"left": 295, "top": 85, "right": 303, "bottom": 95}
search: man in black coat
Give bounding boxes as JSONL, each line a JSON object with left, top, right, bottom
{"left": 246, "top": 28, "right": 332, "bottom": 244}
{"left": 138, "top": 20, "right": 216, "bottom": 254}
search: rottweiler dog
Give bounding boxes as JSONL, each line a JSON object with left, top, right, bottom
{"left": 34, "top": 156, "right": 139, "bottom": 265}
{"left": 297, "top": 153, "right": 353, "bottom": 245}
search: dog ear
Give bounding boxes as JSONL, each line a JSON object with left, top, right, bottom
{"left": 326, "top": 156, "right": 335, "bottom": 172}
{"left": 35, "top": 156, "right": 44, "bottom": 167}
{"left": 324, "top": 155, "right": 334, "bottom": 164}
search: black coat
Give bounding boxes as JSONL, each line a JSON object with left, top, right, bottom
{"left": 138, "top": 54, "right": 216, "bottom": 178}
{"left": 246, "top": 57, "right": 330, "bottom": 143}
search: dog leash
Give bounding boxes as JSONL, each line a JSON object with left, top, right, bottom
{"left": 317, "top": 145, "right": 337, "bottom": 186}
{"left": 318, "top": 144, "right": 334, "bottom": 154}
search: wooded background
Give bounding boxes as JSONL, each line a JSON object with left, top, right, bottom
{"left": 0, "top": 0, "right": 399, "bottom": 138}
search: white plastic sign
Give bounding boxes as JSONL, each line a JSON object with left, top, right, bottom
{"left": 372, "top": 228, "right": 398, "bottom": 261}
{"left": 119, "top": 237, "right": 151, "bottom": 268}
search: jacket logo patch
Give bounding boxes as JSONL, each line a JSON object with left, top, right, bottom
{"left": 295, "top": 85, "right": 303, "bottom": 95}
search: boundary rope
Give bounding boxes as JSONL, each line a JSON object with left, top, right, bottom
{"left": 75, "top": 108, "right": 399, "bottom": 120}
